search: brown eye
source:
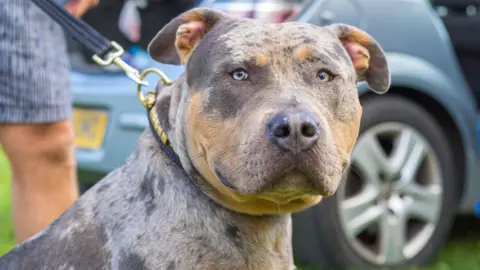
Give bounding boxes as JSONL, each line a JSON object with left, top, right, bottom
{"left": 231, "top": 69, "right": 249, "bottom": 81}
{"left": 317, "top": 70, "right": 334, "bottom": 82}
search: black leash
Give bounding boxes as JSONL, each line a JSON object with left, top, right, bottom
{"left": 31, "top": 0, "right": 112, "bottom": 58}
{"left": 31, "top": 0, "right": 182, "bottom": 167}
{"left": 31, "top": 0, "right": 148, "bottom": 86}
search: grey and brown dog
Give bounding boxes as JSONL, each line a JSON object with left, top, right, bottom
{"left": 0, "top": 7, "right": 390, "bottom": 270}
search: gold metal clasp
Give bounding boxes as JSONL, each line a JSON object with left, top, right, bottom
{"left": 137, "top": 68, "right": 173, "bottom": 109}
{"left": 92, "top": 41, "right": 149, "bottom": 87}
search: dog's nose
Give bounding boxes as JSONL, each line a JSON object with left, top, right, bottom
{"left": 267, "top": 111, "right": 320, "bottom": 153}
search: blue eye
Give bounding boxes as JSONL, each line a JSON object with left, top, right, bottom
{"left": 317, "top": 70, "right": 333, "bottom": 82}
{"left": 231, "top": 69, "right": 249, "bottom": 81}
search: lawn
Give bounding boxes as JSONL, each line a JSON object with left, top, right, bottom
{"left": 0, "top": 150, "right": 14, "bottom": 256}
{"left": 0, "top": 153, "right": 479, "bottom": 269}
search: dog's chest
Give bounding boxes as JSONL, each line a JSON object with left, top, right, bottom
{"left": 99, "top": 146, "right": 295, "bottom": 269}
{"left": 125, "top": 208, "right": 295, "bottom": 270}
{"left": 140, "top": 228, "right": 294, "bottom": 270}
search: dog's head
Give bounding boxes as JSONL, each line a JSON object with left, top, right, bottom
{"left": 148, "top": 8, "right": 390, "bottom": 215}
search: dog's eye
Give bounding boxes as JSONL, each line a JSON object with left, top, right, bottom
{"left": 317, "top": 70, "right": 334, "bottom": 82}
{"left": 231, "top": 69, "right": 249, "bottom": 81}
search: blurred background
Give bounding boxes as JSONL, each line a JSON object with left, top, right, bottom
{"left": 2, "top": 0, "right": 480, "bottom": 269}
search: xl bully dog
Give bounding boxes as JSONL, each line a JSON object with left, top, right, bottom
{"left": 0, "top": 7, "right": 390, "bottom": 270}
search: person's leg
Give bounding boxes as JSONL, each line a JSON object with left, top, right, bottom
{"left": 0, "top": 1, "right": 78, "bottom": 243}
{"left": 0, "top": 121, "right": 78, "bottom": 243}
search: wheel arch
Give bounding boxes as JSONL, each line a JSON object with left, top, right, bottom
{"left": 357, "top": 53, "right": 477, "bottom": 207}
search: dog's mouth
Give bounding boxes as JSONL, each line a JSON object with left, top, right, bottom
{"left": 214, "top": 166, "right": 320, "bottom": 203}
{"left": 260, "top": 169, "right": 320, "bottom": 202}
{"left": 208, "top": 136, "right": 344, "bottom": 203}
{"left": 259, "top": 192, "right": 314, "bottom": 205}
{"left": 201, "top": 159, "right": 327, "bottom": 214}
{"left": 214, "top": 168, "right": 237, "bottom": 190}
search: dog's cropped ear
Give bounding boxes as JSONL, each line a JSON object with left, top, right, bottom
{"left": 326, "top": 24, "right": 390, "bottom": 94}
{"left": 148, "top": 8, "right": 227, "bottom": 65}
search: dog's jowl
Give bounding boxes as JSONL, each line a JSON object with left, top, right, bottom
{"left": 0, "top": 8, "right": 390, "bottom": 270}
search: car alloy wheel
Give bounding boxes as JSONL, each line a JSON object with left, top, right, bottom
{"left": 337, "top": 122, "right": 443, "bottom": 265}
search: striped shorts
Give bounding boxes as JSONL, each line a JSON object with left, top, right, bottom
{"left": 0, "top": 0, "right": 71, "bottom": 123}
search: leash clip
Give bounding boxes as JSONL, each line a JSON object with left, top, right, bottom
{"left": 137, "top": 68, "right": 173, "bottom": 109}
{"left": 92, "top": 41, "right": 149, "bottom": 87}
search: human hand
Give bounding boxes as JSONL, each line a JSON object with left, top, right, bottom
{"left": 64, "top": 0, "right": 99, "bottom": 18}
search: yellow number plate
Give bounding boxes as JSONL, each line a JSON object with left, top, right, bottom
{"left": 73, "top": 108, "right": 108, "bottom": 149}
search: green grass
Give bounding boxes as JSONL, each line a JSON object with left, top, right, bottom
{"left": 421, "top": 216, "right": 480, "bottom": 270}
{"left": 0, "top": 151, "right": 14, "bottom": 255}
{"left": 0, "top": 153, "right": 479, "bottom": 269}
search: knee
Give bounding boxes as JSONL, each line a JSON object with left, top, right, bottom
{"left": 1, "top": 121, "right": 76, "bottom": 168}
{"left": 32, "top": 122, "right": 75, "bottom": 166}
{"left": 39, "top": 135, "right": 75, "bottom": 167}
